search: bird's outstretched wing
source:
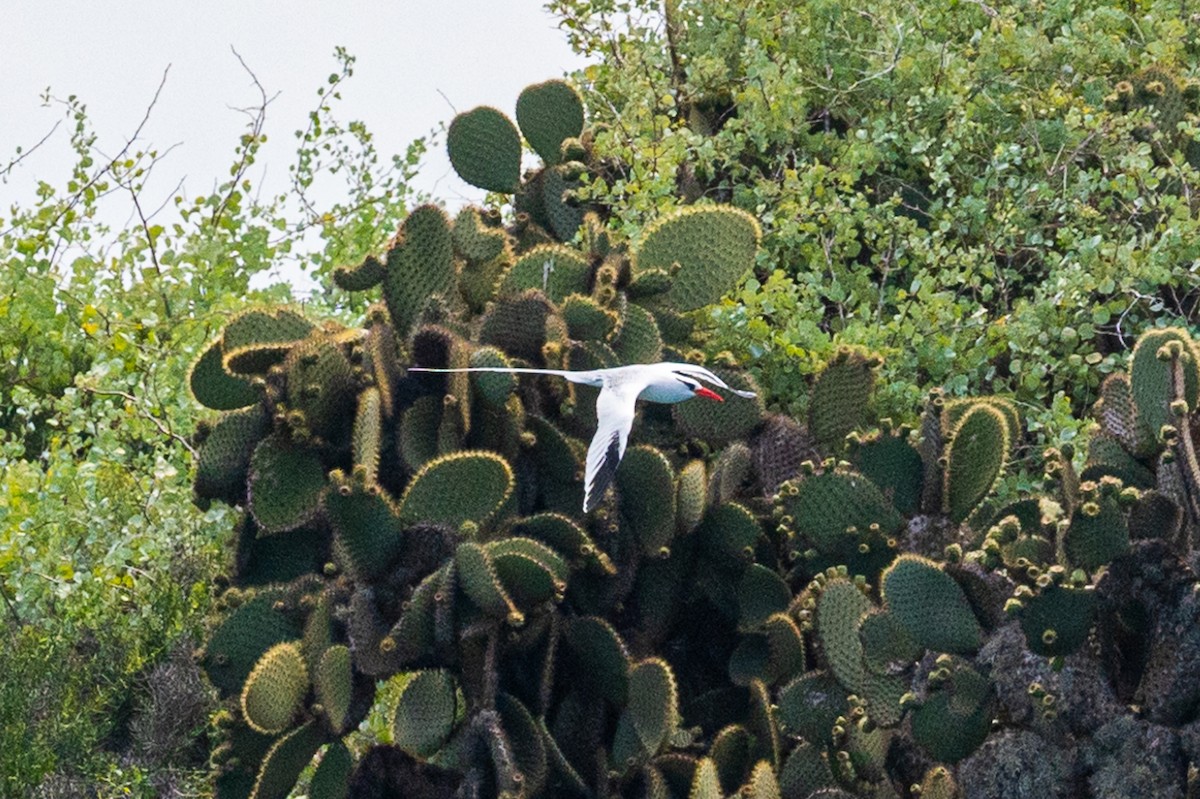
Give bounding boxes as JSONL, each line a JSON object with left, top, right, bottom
{"left": 583, "top": 382, "right": 639, "bottom": 513}
{"left": 409, "top": 366, "right": 605, "bottom": 387}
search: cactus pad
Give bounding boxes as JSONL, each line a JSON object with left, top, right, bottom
{"left": 1063, "top": 494, "right": 1130, "bottom": 571}
{"left": 816, "top": 577, "right": 872, "bottom": 692}
{"left": 565, "top": 616, "right": 631, "bottom": 704}
{"left": 498, "top": 692, "right": 549, "bottom": 795}
{"left": 525, "top": 415, "right": 585, "bottom": 509}
{"left": 456, "top": 541, "right": 522, "bottom": 621}
{"left": 248, "top": 436, "right": 326, "bottom": 534}
{"left": 627, "top": 657, "right": 680, "bottom": 754}
{"left": 859, "top": 610, "right": 920, "bottom": 674}
{"left": 381, "top": 204, "right": 456, "bottom": 336}
{"left": 447, "top": 106, "right": 522, "bottom": 193}
{"left": 189, "top": 338, "right": 259, "bottom": 410}
{"left": 1084, "top": 432, "right": 1156, "bottom": 488}
{"left": 240, "top": 642, "right": 309, "bottom": 735}
{"left": 333, "top": 253, "right": 386, "bottom": 292}
{"left": 479, "top": 290, "right": 560, "bottom": 362}
{"left": 690, "top": 758, "right": 723, "bottom": 799}
{"left": 201, "top": 588, "right": 302, "bottom": 697}
{"left": 881, "top": 554, "right": 982, "bottom": 653}
{"left": 738, "top": 565, "right": 792, "bottom": 630}
{"left": 612, "top": 300, "right": 665, "bottom": 364}
{"left": 467, "top": 346, "right": 517, "bottom": 406}
{"left": 1129, "top": 489, "right": 1182, "bottom": 541}
{"left": 709, "top": 724, "right": 753, "bottom": 792}
{"left": 541, "top": 163, "right": 586, "bottom": 241}
{"left": 782, "top": 471, "right": 904, "bottom": 564}
{"left": 387, "top": 566, "right": 444, "bottom": 665}
{"left": 634, "top": 205, "right": 761, "bottom": 311}
{"left": 910, "top": 661, "right": 993, "bottom": 763}
{"left": 1017, "top": 582, "right": 1097, "bottom": 657}
{"left": 677, "top": 459, "right": 708, "bottom": 534}
{"left": 697, "top": 502, "right": 761, "bottom": 565}
{"left": 325, "top": 479, "right": 406, "bottom": 582}
{"left": 561, "top": 293, "right": 617, "bottom": 341}
{"left": 709, "top": 442, "right": 753, "bottom": 505}
{"left": 745, "top": 759, "right": 782, "bottom": 799}
{"left": 195, "top": 404, "right": 270, "bottom": 503}
{"left": 752, "top": 414, "right": 816, "bottom": 496}
{"left": 942, "top": 396, "right": 1020, "bottom": 451}
{"left": 353, "top": 387, "right": 382, "bottom": 483}
{"left": 516, "top": 80, "right": 585, "bottom": 165}
{"left": 392, "top": 669, "right": 458, "bottom": 759}
{"left": 763, "top": 613, "right": 808, "bottom": 685}
{"left": 1130, "top": 327, "right": 1200, "bottom": 437}
{"left": 308, "top": 740, "right": 353, "bottom": 799}
{"left": 284, "top": 334, "right": 356, "bottom": 441}
{"left": 777, "top": 671, "right": 849, "bottom": 744}
{"left": 809, "top": 348, "right": 878, "bottom": 453}
{"left": 314, "top": 645, "right": 352, "bottom": 734}
{"left": 617, "top": 445, "right": 678, "bottom": 556}
{"left": 1096, "top": 373, "right": 1156, "bottom": 457}
{"left": 501, "top": 244, "right": 590, "bottom": 302}
{"left": 513, "top": 512, "right": 613, "bottom": 574}
{"left": 778, "top": 741, "right": 835, "bottom": 799}
{"left": 398, "top": 396, "right": 442, "bottom": 471}
{"left": 251, "top": 720, "right": 325, "bottom": 799}
{"left": 852, "top": 433, "right": 924, "bottom": 516}
{"left": 943, "top": 404, "right": 1009, "bottom": 523}
{"left": 452, "top": 205, "right": 509, "bottom": 262}
{"left": 486, "top": 536, "right": 569, "bottom": 607}
{"left": 221, "top": 308, "right": 315, "bottom": 375}
{"left": 397, "top": 451, "right": 514, "bottom": 530}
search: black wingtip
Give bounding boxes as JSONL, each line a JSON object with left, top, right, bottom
{"left": 584, "top": 432, "right": 623, "bottom": 513}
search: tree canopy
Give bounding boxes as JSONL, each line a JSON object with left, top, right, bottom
{"left": 555, "top": 0, "right": 1200, "bottom": 434}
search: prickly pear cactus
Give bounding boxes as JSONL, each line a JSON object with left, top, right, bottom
{"left": 1105, "top": 66, "right": 1200, "bottom": 167}
{"left": 189, "top": 80, "right": 1200, "bottom": 799}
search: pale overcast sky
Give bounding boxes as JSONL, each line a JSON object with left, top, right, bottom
{"left": 1, "top": 1, "right": 590, "bottom": 288}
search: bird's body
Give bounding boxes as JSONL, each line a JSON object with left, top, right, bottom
{"left": 408, "top": 362, "right": 755, "bottom": 512}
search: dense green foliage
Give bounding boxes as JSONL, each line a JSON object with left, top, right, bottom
{"left": 553, "top": 0, "right": 1200, "bottom": 437}
{"left": 0, "top": 50, "right": 422, "bottom": 795}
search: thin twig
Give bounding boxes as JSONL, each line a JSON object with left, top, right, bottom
{"left": 0, "top": 580, "right": 24, "bottom": 635}
{"left": 0, "top": 119, "right": 63, "bottom": 182}
{"left": 0, "top": 65, "right": 172, "bottom": 241}
{"left": 212, "top": 48, "right": 277, "bottom": 228}
{"left": 435, "top": 88, "right": 458, "bottom": 116}
{"left": 0, "top": 66, "right": 172, "bottom": 240}
{"left": 963, "top": 0, "right": 999, "bottom": 17}
{"left": 128, "top": 185, "right": 173, "bottom": 319}
{"left": 80, "top": 386, "right": 197, "bottom": 458}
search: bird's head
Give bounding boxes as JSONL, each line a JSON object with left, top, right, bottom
{"left": 666, "top": 363, "right": 757, "bottom": 402}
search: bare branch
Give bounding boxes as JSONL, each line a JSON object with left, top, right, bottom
{"left": 435, "top": 88, "right": 458, "bottom": 116}
{"left": 0, "top": 119, "right": 63, "bottom": 183}
{"left": 0, "top": 65, "right": 172, "bottom": 239}
{"left": 211, "top": 47, "right": 275, "bottom": 228}
{"left": 128, "top": 185, "right": 173, "bottom": 319}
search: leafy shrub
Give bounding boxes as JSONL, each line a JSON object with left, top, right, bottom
{"left": 552, "top": 0, "right": 1200, "bottom": 442}
{"left": 0, "top": 50, "right": 423, "bottom": 794}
